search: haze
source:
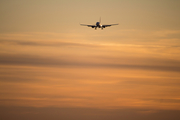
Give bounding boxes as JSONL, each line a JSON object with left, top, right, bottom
{"left": 0, "top": 0, "right": 180, "bottom": 120}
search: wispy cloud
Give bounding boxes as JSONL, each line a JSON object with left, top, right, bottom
{"left": 0, "top": 30, "right": 180, "bottom": 112}
{"left": 0, "top": 53, "right": 180, "bottom": 72}
{"left": 0, "top": 39, "right": 100, "bottom": 48}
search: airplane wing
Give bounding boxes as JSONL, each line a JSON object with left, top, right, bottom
{"left": 102, "top": 24, "right": 119, "bottom": 28}
{"left": 80, "top": 24, "right": 96, "bottom": 28}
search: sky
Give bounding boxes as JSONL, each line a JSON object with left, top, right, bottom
{"left": 0, "top": 0, "right": 180, "bottom": 120}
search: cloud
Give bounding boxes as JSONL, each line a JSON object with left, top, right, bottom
{"left": 0, "top": 39, "right": 100, "bottom": 48}
{"left": 0, "top": 53, "right": 180, "bottom": 72}
{"left": 0, "top": 106, "right": 180, "bottom": 120}
{"left": 144, "top": 98, "right": 180, "bottom": 104}
{"left": 1, "top": 30, "right": 180, "bottom": 50}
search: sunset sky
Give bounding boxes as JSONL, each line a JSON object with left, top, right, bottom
{"left": 0, "top": 0, "right": 180, "bottom": 120}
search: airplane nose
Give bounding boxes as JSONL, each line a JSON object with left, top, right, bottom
{"left": 96, "top": 22, "right": 100, "bottom": 26}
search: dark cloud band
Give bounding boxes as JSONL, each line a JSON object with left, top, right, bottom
{"left": 0, "top": 54, "right": 180, "bottom": 72}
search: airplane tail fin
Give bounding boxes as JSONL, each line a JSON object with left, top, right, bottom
{"left": 99, "top": 17, "right": 101, "bottom": 23}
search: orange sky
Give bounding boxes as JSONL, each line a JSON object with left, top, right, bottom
{"left": 0, "top": 0, "right": 180, "bottom": 120}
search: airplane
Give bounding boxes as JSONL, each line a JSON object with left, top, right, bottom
{"left": 80, "top": 18, "right": 118, "bottom": 30}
